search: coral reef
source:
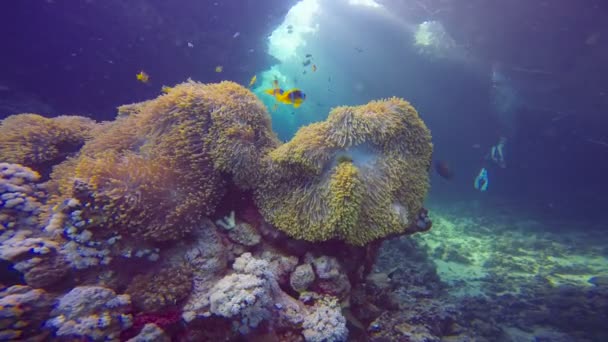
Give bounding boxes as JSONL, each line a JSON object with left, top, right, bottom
{"left": 0, "top": 82, "right": 437, "bottom": 341}
{"left": 0, "top": 163, "right": 71, "bottom": 288}
{"left": 0, "top": 285, "right": 55, "bottom": 341}
{"left": 126, "top": 265, "right": 193, "bottom": 312}
{"left": 46, "top": 81, "right": 278, "bottom": 245}
{"left": 125, "top": 323, "right": 170, "bottom": 342}
{"left": 208, "top": 253, "right": 276, "bottom": 333}
{"left": 46, "top": 286, "right": 132, "bottom": 341}
{"left": 0, "top": 163, "right": 45, "bottom": 231}
{"left": 302, "top": 296, "right": 348, "bottom": 342}
{"left": 0, "top": 114, "right": 96, "bottom": 177}
{"left": 290, "top": 263, "right": 316, "bottom": 293}
{"left": 121, "top": 311, "right": 180, "bottom": 341}
{"left": 255, "top": 97, "right": 432, "bottom": 245}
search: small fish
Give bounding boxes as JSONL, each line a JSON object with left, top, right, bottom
{"left": 233, "top": 32, "right": 240, "bottom": 39}
{"left": 354, "top": 47, "right": 364, "bottom": 53}
{"left": 265, "top": 88, "right": 284, "bottom": 97}
{"left": 303, "top": 70, "right": 307, "bottom": 75}
{"left": 305, "top": 53, "right": 312, "bottom": 58}
{"left": 215, "top": 65, "right": 223, "bottom": 73}
{"left": 312, "top": 64, "right": 317, "bottom": 72}
{"left": 161, "top": 85, "right": 172, "bottom": 94}
{"left": 272, "top": 103, "right": 279, "bottom": 112}
{"left": 272, "top": 79, "right": 280, "bottom": 89}
{"left": 302, "top": 60, "right": 311, "bottom": 67}
{"left": 287, "top": 24, "right": 293, "bottom": 30}
{"left": 279, "top": 89, "right": 307, "bottom": 108}
{"left": 187, "top": 42, "right": 194, "bottom": 48}
{"left": 264, "top": 84, "right": 306, "bottom": 108}
{"left": 434, "top": 160, "right": 454, "bottom": 180}
{"left": 248, "top": 75, "right": 257, "bottom": 87}
{"left": 136, "top": 71, "right": 149, "bottom": 83}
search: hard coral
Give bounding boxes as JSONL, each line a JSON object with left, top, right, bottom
{"left": 0, "top": 163, "right": 45, "bottom": 231}
{"left": 0, "top": 285, "right": 55, "bottom": 341}
{"left": 256, "top": 98, "right": 432, "bottom": 245}
{"left": 209, "top": 253, "right": 276, "bottom": 334}
{"left": 46, "top": 285, "right": 132, "bottom": 341}
{"left": 0, "top": 114, "right": 96, "bottom": 176}
{"left": 302, "top": 296, "right": 348, "bottom": 342}
{"left": 126, "top": 265, "right": 193, "bottom": 312}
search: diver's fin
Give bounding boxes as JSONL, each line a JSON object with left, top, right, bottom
{"left": 474, "top": 168, "right": 489, "bottom": 192}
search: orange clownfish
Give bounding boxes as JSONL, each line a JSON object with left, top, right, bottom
{"left": 136, "top": 71, "right": 150, "bottom": 83}
{"left": 265, "top": 88, "right": 306, "bottom": 108}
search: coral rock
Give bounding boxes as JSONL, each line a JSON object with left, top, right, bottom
{"left": 290, "top": 264, "right": 316, "bottom": 293}
{"left": 227, "top": 222, "right": 262, "bottom": 246}
{"left": 126, "top": 265, "right": 193, "bottom": 312}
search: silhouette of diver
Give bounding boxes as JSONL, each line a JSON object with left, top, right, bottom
{"left": 474, "top": 136, "right": 507, "bottom": 191}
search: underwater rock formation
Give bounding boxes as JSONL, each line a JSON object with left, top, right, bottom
{"left": 255, "top": 97, "right": 433, "bottom": 245}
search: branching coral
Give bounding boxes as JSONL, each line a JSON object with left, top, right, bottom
{"left": 0, "top": 114, "right": 97, "bottom": 175}
{"left": 208, "top": 253, "right": 277, "bottom": 334}
{"left": 255, "top": 97, "right": 432, "bottom": 245}
{"left": 302, "top": 296, "right": 348, "bottom": 342}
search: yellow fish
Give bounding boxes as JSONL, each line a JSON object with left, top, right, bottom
{"left": 265, "top": 88, "right": 306, "bottom": 109}
{"left": 248, "top": 75, "right": 257, "bottom": 87}
{"left": 264, "top": 88, "right": 284, "bottom": 97}
{"left": 215, "top": 65, "right": 223, "bottom": 73}
{"left": 312, "top": 64, "right": 317, "bottom": 72}
{"left": 136, "top": 71, "right": 149, "bottom": 83}
{"left": 161, "top": 85, "right": 172, "bottom": 94}
{"left": 278, "top": 89, "right": 306, "bottom": 108}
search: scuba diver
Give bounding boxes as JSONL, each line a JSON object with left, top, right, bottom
{"left": 474, "top": 136, "right": 507, "bottom": 192}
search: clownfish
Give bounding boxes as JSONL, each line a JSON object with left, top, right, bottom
{"left": 264, "top": 79, "right": 306, "bottom": 108}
